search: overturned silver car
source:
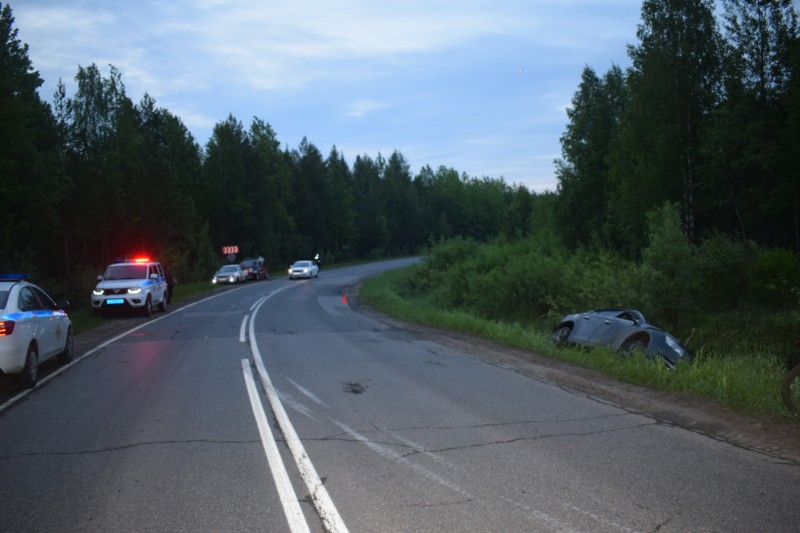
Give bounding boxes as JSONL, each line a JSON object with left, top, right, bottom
{"left": 551, "top": 309, "right": 694, "bottom": 369}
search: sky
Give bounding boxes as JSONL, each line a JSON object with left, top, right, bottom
{"left": 13, "top": 1, "right": 643, "bottom": 193}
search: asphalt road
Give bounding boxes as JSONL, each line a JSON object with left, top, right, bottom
{"left": 1, "top": 259, "right": 799, "bottom": 532}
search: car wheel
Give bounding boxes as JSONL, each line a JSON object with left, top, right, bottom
{"left": 159, "top": 292, "right": 168, "bottom": 312}
{"left": 20, "top": 343, "right": 39, "bottom": 388}
{"left": 621, "top": 337, "right": 648, "bottom": 356}
{"left": 57, "top": 327, "right": 74, "bottom": 364}
{"left": 551, "top": 325, "right": 572, "bottom": 346}
{"left": 782, "top": 365, "right": 800, "bottom": 414}
{"left": 143, "top": 296, "right": 152, "bottom": 317}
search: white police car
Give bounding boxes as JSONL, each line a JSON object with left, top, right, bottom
{"left": 91, "top": 258, "right": 169, "bottom": 317}
{"left": 0, "top": 274, "right": 74, "bottom": 388}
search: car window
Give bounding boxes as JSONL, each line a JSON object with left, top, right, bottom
{"left": 32, "top": 287, "right": 57, "bottom": 310}
{"left": 18, "top": 286, "right": 42, "bottom": 311}
{"left": 105, "top": 264, "right": 147, "bottom": 280}
{"left": 0, "top": 290, "right": 9, "bottom": 309}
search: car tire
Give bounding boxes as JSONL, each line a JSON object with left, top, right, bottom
{"left": 143, "top": 296, "right": 152, "bottom": 317}
{"left": 57, "top": 327, "right": 74, "bottom": 364}
{"left": 782, "top": 365, "right": 800, "bottom": 414}
{"left": 551, "top": 325, "right": 572, "bottom": 346}
{"left": 621, "top": 337, "right": 648, "bottom": 356}
{"left": 159, "top": 293, "right": 168, "bottom": 313}
{"left": 20, "top": 343, "right": 39, "bottom": 388}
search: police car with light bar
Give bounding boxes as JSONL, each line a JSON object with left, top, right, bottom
{"left": 0, "top": 274, "right": 74, "bottom": 388}
{"left": 91, "top": 258, "right": 169, "bottom": 317}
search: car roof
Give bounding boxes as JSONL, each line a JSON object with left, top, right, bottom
{"left": 0, "top": 274, "right": 32, "bottom": 291}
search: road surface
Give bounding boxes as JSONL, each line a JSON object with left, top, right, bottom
{"left": 1, "top": 259, "right": 799, "bottom": 532}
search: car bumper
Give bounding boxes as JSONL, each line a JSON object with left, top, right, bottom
{"left": 212, "top": 277, "right": 241, "bottom": 284}
{"left": 0, "top": 339, "right": 27, "bottom": 374}
{"left": 91, "top": 295, "right": 147, "bottom": 309}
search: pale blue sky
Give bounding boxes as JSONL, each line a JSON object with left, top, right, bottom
{"left": 14, "top": 1, "right": 642, "bottom": 192}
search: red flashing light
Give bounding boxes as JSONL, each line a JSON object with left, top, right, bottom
{"left": 133, "top": 257, "right": 150, "bottom": 263}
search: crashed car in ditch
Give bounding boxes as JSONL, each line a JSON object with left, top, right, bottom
{"left": 551, "top": 309, "right": 694, "bottom": 369}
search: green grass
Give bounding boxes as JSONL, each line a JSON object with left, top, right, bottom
{"left": 360, "top": 266, "right": 796, "bottom": 421}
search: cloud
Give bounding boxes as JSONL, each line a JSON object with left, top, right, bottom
{"left": 344, "top": 100, "right": 390, "bottom": 118}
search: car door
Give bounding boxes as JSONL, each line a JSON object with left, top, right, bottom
{"left": 31, "top": 286, "right": 67, "bottom": 358}
{"left": 569, "top": 311, "right": 608, "bottom": 344}
{"left": 593, "top": 311, "right": 638, "bottom": 348}
{"left": 155, "top": 264, "right": 167, "bottom": 302}
{"left": 17, "top": 287, "right": 49, "bottom": 356}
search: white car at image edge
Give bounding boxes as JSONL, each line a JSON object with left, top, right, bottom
{"left": 0, "top": 274, "right": 74, "bottom": 388}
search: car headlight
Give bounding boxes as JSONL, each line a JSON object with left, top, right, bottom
{"left": 128, "top": 287, "right": 143, "bottom": 294}
{"left": 92, "top": 288, "right": 103, "bottom": 296}
{"left": 665, "top": 335, "right": 685, "bottom": 356}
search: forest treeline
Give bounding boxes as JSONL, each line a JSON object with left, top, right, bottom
{"left": 1, "top": 1, "right": 799, "bottom": 310}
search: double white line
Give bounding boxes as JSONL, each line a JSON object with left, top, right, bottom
{"left": 241, "top": 288, "right": 349, "bottom": 533}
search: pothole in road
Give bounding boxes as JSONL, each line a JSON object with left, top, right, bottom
{"left": 343, "top": 381, "right": 369, "bottom": 394}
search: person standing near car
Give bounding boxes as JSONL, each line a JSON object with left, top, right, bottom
{"left": 165, "top": 267, "right": 177, "bottom": 303}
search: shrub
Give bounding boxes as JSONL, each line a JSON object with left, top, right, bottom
{"left": 636, "top": 202, "right": 695, "bottom": 330}
{"left": 692, "top": 233, "right": 757, "bottom": 310}
{"left": 749, "top": 248, "right": 800, "bottom": 307}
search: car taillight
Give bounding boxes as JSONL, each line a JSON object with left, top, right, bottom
{"left": 0, "top": 320, "right": 15, "bottom": 336}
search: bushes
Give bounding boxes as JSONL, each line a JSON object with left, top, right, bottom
{"left": 411, "top": 203, "right": 798, "bottom": 359}
{"left": 750, "top": 248, "right": 800, "bottom": 307}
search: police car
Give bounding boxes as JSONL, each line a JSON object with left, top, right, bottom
{"left": 91, "top": 258, "right": 169, "bottom": 317}
{"left": 0, "top": 274, "right": 74, "bottom": 388}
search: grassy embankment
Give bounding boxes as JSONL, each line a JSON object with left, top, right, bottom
{"left": 359, "top": 231, "right": 800, "bottom": 422}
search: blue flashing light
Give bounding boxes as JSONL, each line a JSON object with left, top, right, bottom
{"left": 0, "top": 274, "right": 31, "bottom": 281}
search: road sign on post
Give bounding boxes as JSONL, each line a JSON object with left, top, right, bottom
{"left": 222, "top": 245, "right": 239, "bottom": 255}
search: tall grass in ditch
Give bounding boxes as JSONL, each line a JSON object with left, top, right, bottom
{"left": 360, "top": 223, "right": 798, "bottom": 420}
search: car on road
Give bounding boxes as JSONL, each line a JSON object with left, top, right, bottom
{"left": 91, "top": 258, "right": 169, "bottom": 317}
{"left": 212, "top": 264, "right": 247, "bottom": 285}
{"left": 0, "top": 274, "right": 74, "bottom": 387}
{"left": 551, "top": 309, "right": 694, "bottom": 369}
{"left": 288, "top": 260, "right": 319, "bottom": 280}
{"left": 240, "top": 257, "right": 268, "bottom": 281}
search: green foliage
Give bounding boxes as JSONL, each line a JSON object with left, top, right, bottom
{"left": 692, "top": 232, "right": 756, "bottom": 310}
{"left": 636, "top": 203, "right": 696, "bottom": 329}
{"left": 750, "top": 248, "right": 800, "bottom": 306}
{"left": 362, "top": 264, "right": 793, "bottom": 418}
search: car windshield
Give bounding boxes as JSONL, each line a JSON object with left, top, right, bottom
{"left": 294, "top": 261, "right": 310, "bottom": 267}
{"left": 0, "top": 289, "right": 9, "bottom": 309}
{"left": 104, "top": 264, "right": 147, "bottom": 280}
{"left": 220, "top": 265, "right": 239, "bottom": 272}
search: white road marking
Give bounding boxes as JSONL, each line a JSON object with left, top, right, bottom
{"left": 239, "top": 314, "right": 248, "bottom": 343}
{"left": 241, "top": 360, "right": 310, "bottom": 533}
{"left": 250, "top": 296, "right": 266, "bottom": 311}
{"left": 250, "top": 289, "right": 350, "bottom": 533}
{"left": 286, "top": 377, "right": 327, "bottom": 407}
